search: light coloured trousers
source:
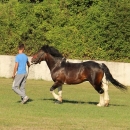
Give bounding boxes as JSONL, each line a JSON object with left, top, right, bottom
{"left": 12, "top": 74, "right": 28, "bottom": 98}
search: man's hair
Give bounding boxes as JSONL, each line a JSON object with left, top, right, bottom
{"left": 18, "top": 43, "right": 25, "bottom": 50}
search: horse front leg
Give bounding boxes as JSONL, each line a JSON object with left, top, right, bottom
{"left": 58, "top": 86, "right": 62, "bottom": 102}
{"left": 50, "top": 82, "right": 63, "bottom": 103}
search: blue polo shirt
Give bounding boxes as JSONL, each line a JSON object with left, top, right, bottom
{"left": 15, "top": 53, "right": 28, "bottom": 74}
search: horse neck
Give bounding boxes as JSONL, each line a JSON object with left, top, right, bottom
{"left": 45, "top": 54, "right": 60, "bottom": 71}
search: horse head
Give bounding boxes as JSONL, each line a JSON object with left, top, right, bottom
{"left": 31, "top": 49, "right": 45, "bottom": 64}
{"left": 31, "top": 45, "right": 64, "bottom": 64}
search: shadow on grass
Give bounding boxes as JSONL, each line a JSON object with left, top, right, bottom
{"left": 43, "top": 98, "right": 96, "bottom": 105}
{"left": 88, "top": 101, "right": 126, "bottom": 107}
{"left": 43, "top": 98, "right": 127, "bottom": 107}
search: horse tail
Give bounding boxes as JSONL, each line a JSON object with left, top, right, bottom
{"left": 101, "top": 63, "right": 127, "bottom": 91}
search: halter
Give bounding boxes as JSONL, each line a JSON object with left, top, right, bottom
{"left": 27, "top": 53, "right": 44, "bottom": 77}
{"left": 34, "top": 51, "right": 45, "bottom": 64}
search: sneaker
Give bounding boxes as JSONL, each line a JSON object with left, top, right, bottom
{"left": 21, "top": 96, "right": 29, "bottom": 104}
{"left": 21, "top": 97, "right": 23, "bottom": 101}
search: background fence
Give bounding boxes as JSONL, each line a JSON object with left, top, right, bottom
{"left": 0, "top": 55, "right": 130, "bottom": 86}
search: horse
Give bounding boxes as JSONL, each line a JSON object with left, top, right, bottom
{"left": 31, "top": 45, "right": 127, "bottom": 107}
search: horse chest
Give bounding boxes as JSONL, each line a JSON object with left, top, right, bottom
{"left": 51, "top": 69, "right": 65, "bottom": 81}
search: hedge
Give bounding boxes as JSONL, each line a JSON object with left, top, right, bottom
{"left": 0, "top": 0, "right": 130, "bottom": 62}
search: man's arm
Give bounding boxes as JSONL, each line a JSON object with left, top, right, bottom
{"left": 27, "top": 61, "right": 31, "bottom": 68}
{"left": 12, "top": 62, "right": 18, "bottom": 79}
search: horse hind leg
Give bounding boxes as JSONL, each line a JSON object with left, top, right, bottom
{"left": 58, "top": 86, "right": 62, "bottom": 102}
{"left": 97, "top": 93, "right": 105, "bottom": 107}
{"left": 96, "top": 82, "right": 105, "bottom": 107}
{"left": 89, "top": 71, "right": 104, "bottom": 94}
{"left": 97, "top": 74, "right": 110, "bottom": 107}
{"left": 98, "top": 83, "right": 109, "bottom": 107}
{"left": 89, "top": 80, "right": 105, "bottom": 106}
{"left": 102, "top": 74, "right": 110, "bottom": 107}
{"left": 93, "top": 81, "right": 104, "bottom": 94}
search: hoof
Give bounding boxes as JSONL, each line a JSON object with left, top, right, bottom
{"left": 55, "top": 100, "right": 62, "bottom": 104}
{"left": 104, "top": 102, "right": 109, "bottom": 107}
{"left": 97, "top": 103, "right": 104, "bottom": 107}
{"left": 104, "top": 100, "right": 109, "bottom": 107}
{"left": 97, "top": 103, "right": 109, "bottom": 107}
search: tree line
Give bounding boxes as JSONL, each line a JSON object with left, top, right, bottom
{"left": 0, "top": 0, "right": 130, "bottom": 62}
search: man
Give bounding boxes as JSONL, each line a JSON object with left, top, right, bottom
{"left": 12, "top": 43, "right": 30, "bottom": 104}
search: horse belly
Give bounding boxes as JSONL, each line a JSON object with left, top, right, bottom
{"left": 64, "top": 73, "right": 88, "bottom": 85}
{"left": 65, "top": 79, "right": 87, "bottom": 85}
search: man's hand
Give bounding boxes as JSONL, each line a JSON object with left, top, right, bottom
{"left": 12, "top": 75, "right": 15, "bottom": 79}
{"left": 12, "top": 62, "right": 18, "bottom": 80}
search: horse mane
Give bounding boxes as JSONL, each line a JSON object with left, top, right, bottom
{"left": 41, "top": 45, "right": 63, "bottom": 58}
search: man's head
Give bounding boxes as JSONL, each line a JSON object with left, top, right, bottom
{"left": 18, "top": 43, "right": 25, "bottom": 50}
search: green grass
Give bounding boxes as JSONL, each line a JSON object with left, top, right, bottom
{"left": 0, "top": 78, "right": 130, "bottom": 130}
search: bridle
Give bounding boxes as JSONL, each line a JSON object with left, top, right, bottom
{"left": 27, "top": 52, "right": 45, "bottom": 77}
{"left": 33, "top": 51, "right": 45, "bottom": 64}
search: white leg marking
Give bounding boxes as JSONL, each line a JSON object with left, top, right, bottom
{"left": 97, "top": 94, "right": 105, "bottom": 107}
{"left": 58, "top": 86, "right": 62, "bottom": 102}
{"left": 51, "top": 91, "right": 59, "bottom": 100}
{"left": 103, "top": 82, "right": 109, "bottom": 104}
{"left": 102, "top": 73, "right": 109, "bottom": 106}
{"left": 97, "top": 73, "right": 110, "bottom": 107}
{"left": 50, "top": 86, "right": 63, "bottom": 102}
{"left": 58, "top": 86, "right": 62, "bottom": 97}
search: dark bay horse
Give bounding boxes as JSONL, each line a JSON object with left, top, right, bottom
{"left": 31, "top": 45, "right": 127, "bottom": 106}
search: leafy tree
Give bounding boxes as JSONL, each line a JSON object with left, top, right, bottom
{"left": 0, "top": 0, "right": 129, "bottom": 62}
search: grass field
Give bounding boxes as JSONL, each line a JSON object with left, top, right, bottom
{"left": 0, "top": 78, "right": 130, "bottom": 130}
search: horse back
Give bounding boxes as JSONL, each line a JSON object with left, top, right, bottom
{"left": 64, "top": 60, "right": 102, "bottom": 70}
